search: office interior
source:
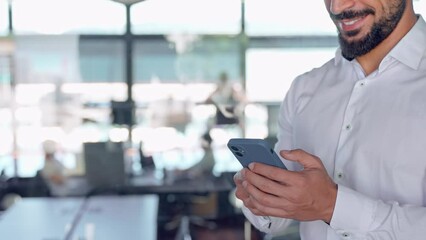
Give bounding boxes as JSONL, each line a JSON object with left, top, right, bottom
{"left": 0, "top": 1, "right": 425, "bottom": 239}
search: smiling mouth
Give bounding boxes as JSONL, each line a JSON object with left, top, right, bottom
{"left": 331, "top": 9, "right": 374, "bottom": 33}
{"left": 337, "top": 15, "right": 368, "bottom": 34}
{"left": 341, "top": 18, "right": 362, "bottom": 26}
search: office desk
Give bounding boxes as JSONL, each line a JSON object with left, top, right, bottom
{"left": 70, "top": 195, "right": 158, "bottom": 240}
{"left": 0, "top": 197, "right": 84, "bottom": 240}
{"left": 77, "top": 170, "right": 234, "bottom": 197}
{"left": 127, "top": 173, "right": 234, "bottom": 195}
{"left": 0, "top": 195, "right": 158, "bottom": 240}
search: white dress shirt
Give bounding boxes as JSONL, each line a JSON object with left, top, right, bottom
{"left": 243, "top": 15, "right": 426, "bottom": 240}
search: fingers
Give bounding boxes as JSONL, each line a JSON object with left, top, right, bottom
{"left": 233, "top": 149, "right": 338, "bottom": 221}
{"left": 243, "top": 167, "right": 289, "bottom": 196}
{"left": 239, "top": 174, "right": 295, "bottom": 217}
{"left": 242, "top": 173, "right": 289, "bottom": 207}
{"left": 247, "top": 162, "right": 300, "bottom": 185}
{"left": 234, "top": 168, "right": 288, "bottom": 214}
{"left": 233, "top": 169, "right": 250, "bottom": 202}
{"left": 233, "top": 170, "right": 244, "bottom": 184}
{"left": 234, "top": 171, "right": 263, "bottom": 213}
{"left": 279, "top": 149, "right": 325, "bottom": 170}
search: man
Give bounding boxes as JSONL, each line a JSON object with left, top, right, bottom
{"left": 234, "top": 0, "right": 426, "bottom": 239}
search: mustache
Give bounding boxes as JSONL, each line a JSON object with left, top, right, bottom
{"left": 330, "top": 9, "right": 375, "bottom": 21}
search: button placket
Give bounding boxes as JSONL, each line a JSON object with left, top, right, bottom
{"left": 334, "top": 79, "right": 366, "bottom": 184}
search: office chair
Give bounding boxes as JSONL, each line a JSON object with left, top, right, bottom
{"left": 161, "top": 189, "right": 218, "bottom": 240}
{"left": 0, "top": 173, "right": 51, "bottom": 210}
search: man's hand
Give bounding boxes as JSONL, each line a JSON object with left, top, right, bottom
{"left": 233, "top": 149, "right": 337, "bottom": 223}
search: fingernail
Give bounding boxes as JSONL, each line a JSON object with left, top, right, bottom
{"left": 248, "top": 163, "right": 254, "bottom": 170}
{"left": 241, "top": 169, "right": 246, "bottom": 177}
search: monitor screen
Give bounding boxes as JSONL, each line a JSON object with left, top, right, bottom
{"left": 83, "top": 141, "right": 127, "bottom": 189}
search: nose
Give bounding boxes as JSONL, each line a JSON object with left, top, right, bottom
{"left": 328, "top": 0, "right": 355, "bottom": 15}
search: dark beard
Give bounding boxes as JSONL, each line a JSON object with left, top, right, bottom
{"left": 337, "top": 1, "right": 406, "bottom": 61}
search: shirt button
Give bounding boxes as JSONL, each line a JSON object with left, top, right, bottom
{"left": 359, "top": 82, "right": 365, "bottom": 87}
{"left": 336, "top": 172, "right": 344, "bottom": 179}
{"left": 345, "top": 124, "right": 351, "bottom": 130}
{"left": 342, "top": 232, "right": 350, "bottom": 238}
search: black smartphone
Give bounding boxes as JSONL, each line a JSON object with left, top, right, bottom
{"left": 227, "top": 138, "right": 287, "bottom": 169}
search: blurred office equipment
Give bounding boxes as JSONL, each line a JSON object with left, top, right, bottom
{"left": 83, "top": 142, "right": 127, "bottom": 191}
{"left": 110, "top": 100, "right": 134, "bottom": 126}
{"left": 138, "top": 142, "right": 156, "bottom": 171}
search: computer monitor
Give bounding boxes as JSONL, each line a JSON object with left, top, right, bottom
{"left": 111, "top": 100, "right": 134, "bottom": 126}
{"left": 83, "top": 141, "right": 127, "bottom": 189}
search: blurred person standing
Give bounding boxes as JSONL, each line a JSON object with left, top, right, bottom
{"left": 205, "top": 72, "right": 247, "bottom": 128}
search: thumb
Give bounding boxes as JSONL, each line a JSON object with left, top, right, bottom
{"left": 280, "top": 149, "right": 324, "bottom": 170}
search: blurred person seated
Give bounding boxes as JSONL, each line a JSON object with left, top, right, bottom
{"left": 39, "top": 140, "right": 69, "bottom": 196}
{"left": 169, "top": 132, "right": 216, "bottom": 182}
{"left": 160, "top": 132, "right": 220, "bottom": 236}
{"left": 184, "top": 132, "right": 215, "bottom": 179}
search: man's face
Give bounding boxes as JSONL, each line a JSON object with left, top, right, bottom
{"left": 325, "top": 0, "right": 406, "bottom": 60}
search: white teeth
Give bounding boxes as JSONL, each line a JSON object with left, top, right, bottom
{"left": 342, "top": 18, "right": 360, "bottom": 26}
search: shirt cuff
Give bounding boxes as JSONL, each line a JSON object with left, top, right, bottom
{"left": 241, "top": 206, "right": 272, "bottom": 230}
{"left": 330, "top": 185, "right": 380, "bottom": 231}
{"left": 241, "top": 206, "right": 295, "bottom": 235}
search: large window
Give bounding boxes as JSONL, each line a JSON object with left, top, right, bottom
{"left": 14, "top": 35, "right": 81, "bottom": 83}
{"left": 79, "top": 39, "right": 125, "bottom": 83}
{"left": 133, "top": 37, "right": 240, "bottom": 83}
{"left": 2, "top": 0, "right": 352, "bottom": 177}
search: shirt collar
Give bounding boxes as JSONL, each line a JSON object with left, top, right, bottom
{"left": 334, "top": 15, "right": 426, "bottom": 70}
{"left": 388, "top": 15, "right": 426, "bottom": 70}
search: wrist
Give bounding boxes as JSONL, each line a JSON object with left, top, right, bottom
{"left": 323, "top": 183, "right": 338, "bottom": 223}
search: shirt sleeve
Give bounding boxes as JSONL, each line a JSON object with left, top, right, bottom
{"left": 330, "top": 185, "right": 426, "bottom": 239}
